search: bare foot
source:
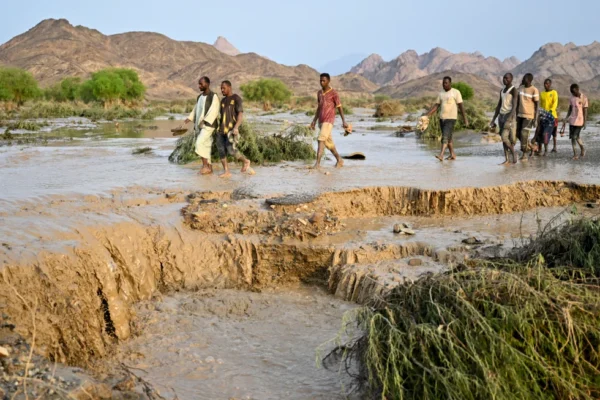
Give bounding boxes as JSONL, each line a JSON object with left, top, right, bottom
{"left": 499, "top": 160, "right": 510, "bottom": 165}
{"left": 310, "top": 164, "right": 321, "bottom": 170}
{"left": 245, "top": 167, "right": 256, "bottom": 175}
{"left": 446, "top": 156, "right": 456, "bottom": 160}
{"left": 581, "top": 148, "right": 586, "bottom": 158}
{"left": 435, "top": 155, "right": 443, "bottom": 162}
{"left": 551, "top": 148, "right": 557, "bottom": 153}
{"left": 219, "top": 171, "right": 232, "bottom": 178}
{"left": 335, "top": 159, "right": 344, "bottom": 168}
{"left": 573, "top": 156, "right": 579, "bottom": 160}
{"left": 241, "top": 159, "right": 251, "bottom": 173}
{"left": 200, "top": 166, "right": 213, "bottom": 175}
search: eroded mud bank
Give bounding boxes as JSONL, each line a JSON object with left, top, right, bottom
{"left": 1, "top": 180, "right": 599, "bottom": 372}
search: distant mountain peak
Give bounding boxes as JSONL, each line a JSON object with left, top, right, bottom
{"left": 213, "top": 36, "right": 240, "bottom": 56}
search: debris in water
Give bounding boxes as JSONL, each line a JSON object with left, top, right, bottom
{"left": 132, "top": 147, "right": 153, "bottom": 155}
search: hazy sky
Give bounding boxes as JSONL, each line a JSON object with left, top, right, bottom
{"left": 1, "top": 0, "right": 599, "bottom": 68}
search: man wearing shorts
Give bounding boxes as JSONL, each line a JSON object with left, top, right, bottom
{"left": 425, "top": 76, "right": 468, "bottom": 161}
{"left": 216, "top": 80, "right": 254, "bottom": 178}
{"left": 490, "top": 73, "right": 518, "bottom": 165}
{"left": 536, "top": 78, "right": 558, "bottom": 155}
{"left": 310, "top": 73, "right": 348, "bottom": 169}
{"left": 515, "top": 73, "right": 539, "bottom": 162}
{"left": 562, "top": 84, "right": 588, "bottom": 160}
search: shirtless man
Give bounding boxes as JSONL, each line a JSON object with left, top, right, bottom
{"left": 309, "top": 73, "right": 348, "bottom": 169}
{"left": 490, "top": 73, "right": 518, "bottom": 165}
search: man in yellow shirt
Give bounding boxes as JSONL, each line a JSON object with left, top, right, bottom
{"left": 537, "top": 78, "right": 559, "bottom": 155}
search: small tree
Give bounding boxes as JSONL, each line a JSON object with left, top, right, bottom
{"left": 240, "top": 78, "right": 292, "bottom": 110}
{"left": 85, "top": 68, "right": 145, "bottom": 107}
{"left": 113, "top": 68, "right": 145, "bottom": 102}
{"left": 45, "top": 77, "right": 82, "bottom": 102}
{"left": 0, "top": 67, "right": 41, "bottom": 106}
{"left": 452, "top": 82, "right": 474, "bottom": 101}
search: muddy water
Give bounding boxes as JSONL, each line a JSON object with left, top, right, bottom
{"left": 118, "top": 286, "right": 358, "bottom": 400}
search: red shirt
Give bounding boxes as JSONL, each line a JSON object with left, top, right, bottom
{"left": 317, "top": 88, "right": 341, "bottom": 124}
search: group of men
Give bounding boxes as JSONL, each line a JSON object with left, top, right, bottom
{"left": 183, "top": 73, "right": 347, "bottom": 176}
{"left": 427, "top": 74, "right": 589, "bottom": 164}
{"left": 184, "top": 72, "right": 590, "bottom": 176}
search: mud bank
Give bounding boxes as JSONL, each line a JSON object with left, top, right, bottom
{"left": 1, "top": 180, "right": 600, "bottom": 398}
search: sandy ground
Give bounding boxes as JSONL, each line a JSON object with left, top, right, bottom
{"left": 2, "top": 109, "right": 600, "bottom": 399}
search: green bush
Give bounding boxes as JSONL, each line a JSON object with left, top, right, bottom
{"left": 402, "top": 96, "right": 436, "bottom": 113}
{"left": 240, "top": 78, "right": 292, "bottom": 111}
{"left": 0, "top": 67, "right": 41, "bottom": 105}
{"left": 342, "top": 104, "right": 353, "bottom": 115}
{"left": 85, "top": 68, "right": 145, "bottom": 106}
{"left": 374, "top": 94, "right": 391, "bottom": 104}
{"left": 588, "top": 99, "right": 600, "bottom": 116}
{"left": 452, "top": 81, "right": 474, "bottom": 101}
{"left": 45, "top": 77, "right": 83, "bottom": 102}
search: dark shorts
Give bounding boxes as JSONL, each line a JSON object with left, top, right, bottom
{"left": 569, "top": 125, "right": 583, "bottom": 140}
{"left": 440, "top": 119, "right": 456, "bottom": 144}
{"left": 516, "top": 117, "right": 534, "bottom": 151}
{"left": 216, "top": 132, "right": 241, "bottom": 159}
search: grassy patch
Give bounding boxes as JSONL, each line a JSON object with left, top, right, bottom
{"left": 374, "top": 100, "right": 404, "bottom": 117}
{"left": 169, "top": 123, "right": 316, "bottom": 165}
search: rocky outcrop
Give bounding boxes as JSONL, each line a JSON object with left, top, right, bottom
{"left": 213, "top": 36, "right": 240, "bottom": 56}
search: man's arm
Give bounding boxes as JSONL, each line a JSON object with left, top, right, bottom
{"left": 310, "top": 94, "right": 320, "bottom": 130}
{"left": 425, "top": 103, "right": 440, "bottom": 117}
{"left": 509, "top": 87, "right": 518, "bottom": 121}
{"left": 563, "top": 105, "right": 573, "bottom": 126}
{"left": 458, "top": 102, "right": 468, "bottom": 126}
{"left": 233, "top": 112, "right": 243, "bottom": 133}
{"left": 184, "top": 108, "right": 195, "bottom": 125}
{"left": 337, "top": 105, "right": 348, "bottom": 128}
{"left": 490, "top": 96, "right": 502, "bottom": 127}
{"left": 583, "top": 107, "right": 588, "bottom": 130}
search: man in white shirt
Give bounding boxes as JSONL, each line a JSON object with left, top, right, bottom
{"left": 425, "top": 76, "right": 469, "bottom": 161}
{"left": 184, "top": 76, "right": 220, "bottom": 175}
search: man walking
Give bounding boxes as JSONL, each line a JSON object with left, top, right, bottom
{"left": 536, "top": 78, "right": 559, "bottom": 155}
{"left": 184, "top": 76, "right": 220, "bottom": 174}
{"left": 562, "top": 84, "right": 588, "bottom": 160}
{"left": 490, "top": 73, "right": 518, "bottom": 165}
{"left": 425, "top": 76, "right": 468, "bottom": 161}
{"left": 310, "top": 73, "right": 348, "bottom": 169}
{"left": 515, "top": 73, "right": 539, "bottom": 162}
{"left": 216, "top": 80, "right": 254, "bottom": 177}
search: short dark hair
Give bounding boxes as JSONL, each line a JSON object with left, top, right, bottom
{"left": 524, "top": 73, "right": 533, "bottom": 82}
{"left": 570, "top": 83, "right": 579, "bottom": 92}
{"left": 505, "top": 72, "right": 513, "bottom": 79}
{"left": 320, "top": 73, "right": 331, "bottom": 80}
{"left": 443, "top": 76, "right": 452, "bottom": 83}
{"left": 199, "top": 76, "right": 210, "bottom": 85}
{"left": 544, "top": 78, "right": 552, "bottom": 84}
{"left": 221, "top": 80, "right": 232, "bottom": 87}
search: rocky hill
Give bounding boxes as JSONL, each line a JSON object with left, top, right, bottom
{"left": 513, "top": 42, "right": 600, "bottom": 83}
{"left": 213, "top": 36, "right": 240, "bottom": 56}
{"left": 351, "top": 49, "right": 519, "bottom": 87}
{"left": 0, "top": 19, "right": 365, "bottom": 99}
{"left": 374, "top": 71, "right": 502, "bottom": 102}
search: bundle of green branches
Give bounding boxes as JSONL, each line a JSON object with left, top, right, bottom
{"left": 417, "top": 102, "right": 490, "bottom": 139}
{"left": 516, "top": 215, "right": 600, "bottom": 277}
{"left": 169, "top": 122, "right": 315, "bottom": 165}
{"left": 326, "top": 259, "right": 600, "bottom": 399}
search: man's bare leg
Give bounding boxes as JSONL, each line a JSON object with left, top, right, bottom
{"left": 551, "top": 135, "right": 557, "bottom": 152}
{"left": 436, "top": 144, "right": 447, "bottom": 161}
{"left": 219, "top": 158, "right": 231, "bottom": 178}
{"left": 240, "top": 155, "right": 255, "bottom": 175}
{"left": 500, "top": 144, "right": 510, "bottom": 165}
{"left": 200, "top": 158, "right": 213, "bottom": 174}
{"left": 446, "top": 142, "right": 456, "bottom": 160}
{"left": 572, "top": 139, "right": 579, "bottom": 160}
{"left": 543, "top": 143, "right": 548, "bottom": 156}
{"left": 578, "top": 139, "right": 585, "bottom": 158}
{"left": 329, "top": 146, "right": 344, "bottom": 168}
{"left": 312, "top": 141, "right": 326, "bottom": 169}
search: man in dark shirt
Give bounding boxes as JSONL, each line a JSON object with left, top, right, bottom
{"left": 309, "top": 73, "right": 348, "bottom": 169}
{"left": 217, "top": 80, "right": 254, "bottom": 177}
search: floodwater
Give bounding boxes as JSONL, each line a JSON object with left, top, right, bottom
{"left": 118, "top": 286, "right": 359, "bottom": 400}
{"left": 2, "top": 109, "right": 600, "bottom": 204}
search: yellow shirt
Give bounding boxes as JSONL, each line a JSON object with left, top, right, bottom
{"left": 539, "top": 90, "right": 558, "bottom": 119}
{"left": 436, "top": 88, "right": 463, "bottom": 120}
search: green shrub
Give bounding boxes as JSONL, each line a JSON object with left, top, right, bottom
{"left": 0, "top": 67, "right": 41, "bottom": 105}
{"left": 374, "top": 94, "right": 391, "bottom": 104}
{"left": 240, "top": 78, "right": 292, "bottom": 111}
{"left": 451, "top": 81, "right": 474, "bottom": 101}
{"left": 342, "top": 104, "right": 353, "bottom": 115}
{"left": 587, "top": 99, "right": 600, "bottom": 116}
{"left": 374, "top": 100, "right": 404, "bottom": 117}
{"left": 45, "top": 77, "right": 83, "bottom": 102}
{"left": 85, "top": 68, "right": 145, "bottom": 106}
{"left": 418, "top": 102, "right": 489, "bottom": 139}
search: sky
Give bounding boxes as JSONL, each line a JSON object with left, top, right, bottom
{"left": 1, "top": 0, "right": 599, "bottom": 70}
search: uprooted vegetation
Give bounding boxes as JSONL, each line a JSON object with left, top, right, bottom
{"left": 325, "top": 216, "right": 600, "bottom": 400}
{"left": 418, "top": 102, "right": 490, "bottom": 139}
{"left": 374, "top": 100, "right": 404, "bottom": 117}
{"left": 168, "top": 122, "right": 316, "bottom": 165}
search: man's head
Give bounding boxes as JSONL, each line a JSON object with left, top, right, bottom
{"left": 522, "top": 73, "right": 533, "bottom": 87}
{"left": 544, "top": 78, "right": 552, "bottom": 91}
{"left": 442, "top": 76, "right": 452, "bottom": 91}
{"left": 320, "top": 73, "right": 331, "bottom": 90}
{"left": 221, "top": 80, "right": 232, "bottom": 97}
{"left": 503, "top": 73, "right": 513, "bottom": 87}
{"left": 198, "top": 76, "right": 210, "bottom": 92}
{"left": 570, "top": 83, "right": 580, "bottom": 97}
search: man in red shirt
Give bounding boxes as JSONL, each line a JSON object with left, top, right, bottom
{"left": 309, "top": 73, "right": 348, "bottom": 169}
